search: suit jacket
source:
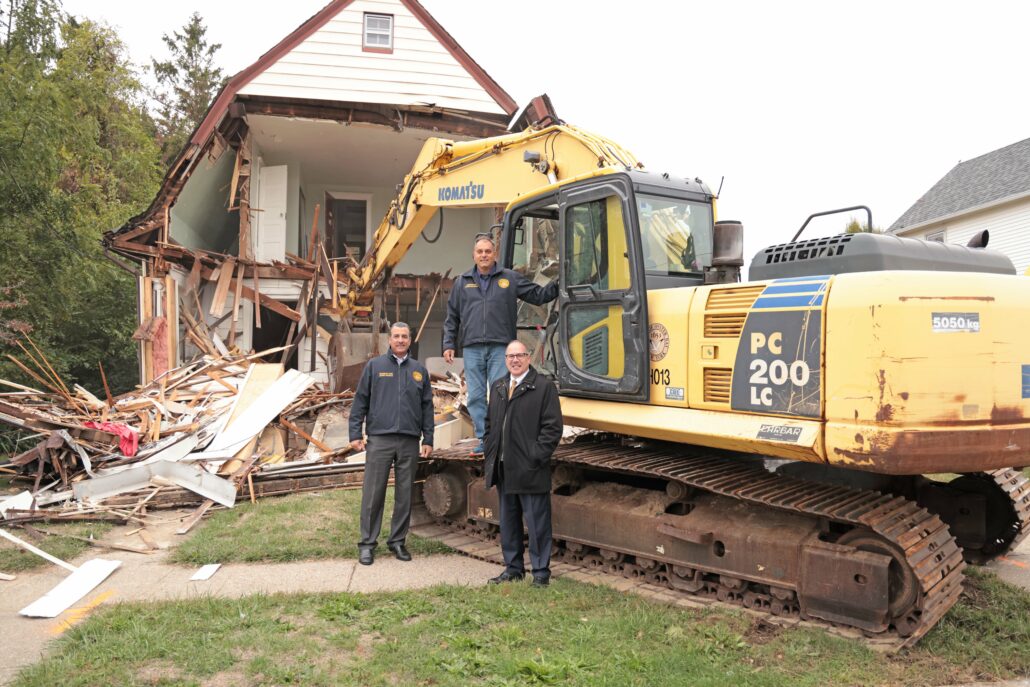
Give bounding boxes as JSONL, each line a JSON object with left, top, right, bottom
{"left": 483, "top": 366, "right": 563, "bottom": 494}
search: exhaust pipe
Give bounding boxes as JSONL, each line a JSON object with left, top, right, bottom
{"left": 967, "top": 230, "right": 989, "bottom": 248}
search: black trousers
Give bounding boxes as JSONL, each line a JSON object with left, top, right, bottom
{"left": 359, "top": 433, "right": 419, "bottom": 550}
{"left": 497, "top": 465, "right": 552, "bottom": 581}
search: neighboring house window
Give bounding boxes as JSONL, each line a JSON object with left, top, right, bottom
{"left": 926, "top": 230, "right": 945, "bottom": 242}
{"left": 363, "top": 13, "right": 393, "bottom": 53}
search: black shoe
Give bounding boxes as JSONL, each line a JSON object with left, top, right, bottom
{"left": 531, "top": 577, "right": 550, "bottom": 588}
{"left": 358, "top": 548, "right": 374, "bottom": 566}
{"left": 389, "top": 543, "right": 412, "bottom": 562}
{"left": 488, "top": 571, "right": 525, "bottom": 584}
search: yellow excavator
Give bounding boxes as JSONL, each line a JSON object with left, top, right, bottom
{"left": 341, "top": 117, "right": 1030, "bottom": 646}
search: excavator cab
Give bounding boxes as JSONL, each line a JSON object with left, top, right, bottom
{"left": 502, "top": 169, "right": 715, "bottom": 403}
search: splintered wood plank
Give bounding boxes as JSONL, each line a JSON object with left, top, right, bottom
{"left": 228, "top": 279, "right": 301, "bottom": 322}
{"left": 253, "top": 267, "right": 262, "bottom": 329}
{"left": 217, "top": 363, "right": 283, "bottom": 474}
{"left": 229, "top": 261, "right": 246, "bottom": 347}
{"left": 209, "top": 257, "right": 236, "bottom": 317}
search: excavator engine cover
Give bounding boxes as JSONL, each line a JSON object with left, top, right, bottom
{"left": 750, "top": 231, "right": 1015, "bottom": 281}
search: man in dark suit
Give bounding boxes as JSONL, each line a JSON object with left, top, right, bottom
{"left": 349, "top": 322, "right": 434, "bottom": 565}
{"left": 482, "top": 339, "right": 563, "bottom": 586}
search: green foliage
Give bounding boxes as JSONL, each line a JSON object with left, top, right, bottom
{"left": 844, "top": 218, "right": 882, "bottom": 234}
{"left": 150, "top": 12, "right": 224, "bottom": 164}
{"left": 0, "top": 2, "right": 161, "bottom": 395}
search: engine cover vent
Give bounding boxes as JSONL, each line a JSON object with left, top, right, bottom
{"left": 704, "top": 368, "right": 732, "bottom": 404}
{"left": 706, "top": 285, "right": 764, "bottom": 310}
{"left": 704, "top": 313, "right": 747, "bottom": 338}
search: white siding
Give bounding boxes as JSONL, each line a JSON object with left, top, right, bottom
{"left": 238, "top": 0, "right": 505, "bottom": 114}
{"left": 900, "top": 198, "right": 1030, "bottom": 274}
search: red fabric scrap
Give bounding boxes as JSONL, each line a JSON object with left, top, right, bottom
{"left": 84, "top": 421, "right": 139, "bottom": 457}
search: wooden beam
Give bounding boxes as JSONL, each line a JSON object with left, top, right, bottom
{"left": 230, "top": 279, "right": 301, "bottom": 322}
{"left": 229, "top": 261, "right": 245, "bottom": 347}
{"left": 209, "top": 257, "right": 236, "bottom": 317}
{"left": 306, "top": 204, "right": 321, "bottom": 263}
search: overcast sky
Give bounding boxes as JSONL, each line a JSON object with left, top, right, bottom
{"left": 63, "top": 0, "right": 1030, "bottom": 265}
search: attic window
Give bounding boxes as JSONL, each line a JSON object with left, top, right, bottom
{"left": 926, "top": 230, "right": 946, "bottom": 242}
{"left": 363, "top": 13, "right": 393, "bottom": 53}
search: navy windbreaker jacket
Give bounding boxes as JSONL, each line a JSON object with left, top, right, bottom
{"left": 442, "top": 264, "right": 558, "bottom": 350}
{"left": 348, "top": 354, "right": 435, "bottom": 446}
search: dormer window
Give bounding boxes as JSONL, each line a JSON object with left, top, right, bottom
{"left": 363, "top": 13, "right": 393, "bottom": 53}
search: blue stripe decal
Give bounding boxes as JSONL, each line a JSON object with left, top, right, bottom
{"left": 753, "top": 294, "right": 824, "bottom": 309}
{"left": 1022, "top": 365, "right": 1030, "bottom": 399}
{"left": 772, "top": 275, "right": 831, "bottom": 283}
{"left": 763, "top": 283, "right": 827, "bottom": 295}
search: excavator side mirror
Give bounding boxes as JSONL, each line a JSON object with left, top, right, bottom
{"left": 514, "top": 226, "right": 525, "bottom": 246}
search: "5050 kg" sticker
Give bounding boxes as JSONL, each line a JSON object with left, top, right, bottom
{"left": 731, "top": 310, "right": 822, "bottom": 418}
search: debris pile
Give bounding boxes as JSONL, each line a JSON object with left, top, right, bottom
{"left": 0, "top": 337, "right": 468, "bottom": 534}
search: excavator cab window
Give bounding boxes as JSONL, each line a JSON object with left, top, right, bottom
{"left": 637, "top": 195, "right": 713, "bottom": 275}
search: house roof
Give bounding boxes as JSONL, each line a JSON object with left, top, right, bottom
{"left": 191, "top": 0, "right": 517, "bottom": 149}
{"left": 108, "top": 0, "right": 517, "bottom": 243}
{"left": 890, "top": 136, "right": 1030, "bottom": 233}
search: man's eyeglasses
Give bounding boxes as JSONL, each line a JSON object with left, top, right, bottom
{"left": 505, "top": 353, "right": 530, "bottom": 360}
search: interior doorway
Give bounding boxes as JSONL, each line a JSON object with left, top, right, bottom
{"left": 252, "top": 302, "right": 299, "bottom": 370}
{"left": 324, "top": 193, "right": 371, "bottom": 261}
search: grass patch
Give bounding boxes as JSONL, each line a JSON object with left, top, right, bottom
{"left": 0, "top": 522, "right": 113, "bottom": 572}
{"left": 14, "top": 572, "right": 1030, "bottom": 687}
{"left": 172, "top": 487, "right": 450, "bottom": 565}
{"left": 919, "top": 567, "right": 1030, "bottom": 678}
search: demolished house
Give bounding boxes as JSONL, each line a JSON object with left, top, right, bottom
{"left": 103, "top": 0, "right": 523, "bottom": 387}
{"left": 0, "top": 0, "right": 563, "bottom": 608}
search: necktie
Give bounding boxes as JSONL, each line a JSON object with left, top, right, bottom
{"left": 508, "top": 379, "right": 517, "bottom": 399}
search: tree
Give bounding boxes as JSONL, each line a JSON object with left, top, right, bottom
{"left": 845, "top": 219, "right": 881, "bottom": 234}
{"left": 150, "top": 12, "right": 224, "bottom": 164}
{"left": 0, "top": 2, "right": 162, "bottom": 396}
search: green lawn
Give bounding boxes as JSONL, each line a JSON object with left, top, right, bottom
{"left": 0, "top": 522, "right": 113, "bottom": 573}
{"left": 13, "top": 569, "right": 1030, "bottom": 687}
{"left": 172, "top": 487, "right": 450, "bottom": 565}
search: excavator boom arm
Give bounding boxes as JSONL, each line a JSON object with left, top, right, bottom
{"left": 344, "top": 124, "right": 640, "bottom": 310}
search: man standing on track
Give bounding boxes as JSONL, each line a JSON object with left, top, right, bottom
{"left": 443, "top": 233, "right": 557, "bottom": 456}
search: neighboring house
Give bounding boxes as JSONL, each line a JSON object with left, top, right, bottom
{"left": 106, "top": 0, "right": 534, "bottom": 385}
{"left": 889, "top": 137, "right": 1030, "bottom": 273}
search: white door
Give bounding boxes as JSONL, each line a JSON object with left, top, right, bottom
{"left": 256, "top": 165, "right": 288, "bottom": 263}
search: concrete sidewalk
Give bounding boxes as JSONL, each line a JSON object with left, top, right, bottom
{"left": 0, "top": 515, "right": 497, "bottom": 686}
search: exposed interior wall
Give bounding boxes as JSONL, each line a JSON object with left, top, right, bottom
{"left": 170, "top": 151, "right": 239, "bottom": 252}
{"left": 255, "top": 150, "right": 304, "bottom": 257}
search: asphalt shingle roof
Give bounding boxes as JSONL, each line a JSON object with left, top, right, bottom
{"left": 889, "top": 136, "right": 1030, "bottom": 232}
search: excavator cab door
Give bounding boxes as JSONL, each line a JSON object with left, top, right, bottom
{"left": 555, "top": 175, "right": 650, "bottom": 401}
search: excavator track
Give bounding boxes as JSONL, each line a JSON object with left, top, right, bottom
{"left": 917, "top": 467, "right": 1030, "bottom": 563}
{"left": 421, "top": 438, "right": 966, "bottom": 647}
{"left": 981, "top": 468, "right": 1030, "bottom": 555}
